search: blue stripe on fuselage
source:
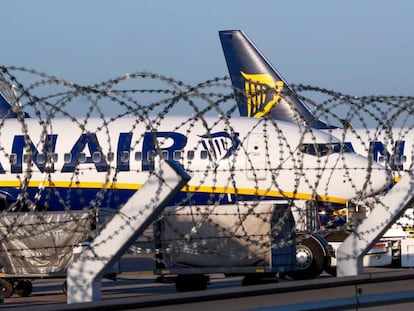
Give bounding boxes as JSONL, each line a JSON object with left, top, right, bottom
{"left": 0, "top": 186, "right": 279, "bottom": 211}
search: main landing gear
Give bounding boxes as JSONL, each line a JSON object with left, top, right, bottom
{"left": 0, "top": 279, "right": 33, "bottom": 298}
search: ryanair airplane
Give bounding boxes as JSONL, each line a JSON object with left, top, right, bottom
{"left": 0, "top": 69, "right": 393, "bottom": 281}
{"left": 0, "top": 82, "right": 389, "bottom": 212}
{"left": 219, "top": 30, "right": 413, "bottom": 174}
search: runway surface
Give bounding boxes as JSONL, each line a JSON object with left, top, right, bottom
{"left": 2, "top": 253, "right": 414, "bottom": 310}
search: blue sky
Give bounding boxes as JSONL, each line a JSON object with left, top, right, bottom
{"left": 2, "top": 0, "right": 414, "bottom": 98}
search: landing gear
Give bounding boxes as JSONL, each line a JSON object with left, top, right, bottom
{"left": 0, "top": 279, "right": 33, "bottom": 298}
{"left": 0, "top": 280, "right": 14, "bottom": 298}
{"left": 15, "top": 280, "right": 33, "bottom": 297}
{"left": 175, "top": 274, "right": 209, "bottom": 292}
{"left": 287, "top": 236, "right": 326, "bottom": 280}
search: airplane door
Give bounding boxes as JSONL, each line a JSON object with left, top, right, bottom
{"left": 246, "top": 133, "right": 267, "bottom": 180}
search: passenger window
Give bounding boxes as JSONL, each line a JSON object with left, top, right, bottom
{"left": 64, "top": 153, "right": 72, "bottom": 163}
{"left": 200, "top": 150, "right": 208, "bottom": 159}
{"left": 161, "top": 150, "right": 168, "bottom": 160}
{"left": 92, "top": 151, "right": 102, "bottom": 163}
{"left": 78, "top": 153, "right": 86, "bottom": 163}
{"left": 147, "top": 151, "right": 155, "bottom": 161}
{"left": 187, "top": 150, "right": 195, "bottom": 160}
{"left": 107, "top": 152, "right": 114, "bottom": 162}
{"left": 9, "top": 154, "right": 17, "bottom": 165}
{"left": 121, "top": 151, "right": 129, "bottom": 163}
{"left": 50, "top": 153, "right": 58, "bottom": 163}
{"left": 135, "top": 151, "right": 142, "bottom": 161}
{"left": 173, "top": 151, "right": 182, "bottom": 161}
{"left": 23, "top": 154, "right": 31, "bottom": 163}
{"left": 37, "top": 153, "right": 46, "bottom": 164}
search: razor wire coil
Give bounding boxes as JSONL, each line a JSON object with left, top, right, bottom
{"left": 0, "top": 66, "right": 412, "bottom": 273}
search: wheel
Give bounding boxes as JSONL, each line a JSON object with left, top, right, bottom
{"left": 175, "top": 274, "right": 208, "bottom": 292}
{"left": 15, "top": 280, "right": 33, "bottom": 297}
{"left": 0, "top": 280, "right": 14, "bottom": 298}
{"left": 287, "top": 237, "right": 325, "bottom": 280}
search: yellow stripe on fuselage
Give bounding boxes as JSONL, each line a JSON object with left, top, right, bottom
{"left": 0, "top": 180, "right": 348, "bottom": 204}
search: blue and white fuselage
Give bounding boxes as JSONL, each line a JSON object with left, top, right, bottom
{"left": 0, "top": 116, "right": 389, "bottom": 211}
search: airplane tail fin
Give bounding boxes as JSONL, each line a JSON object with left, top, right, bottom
{"left": 0, "top": 78, "right": 30, "bottom": 118}
{"left": 0, "top": 91, "right": 16, "bottom": 117}
{"left": 219, "top": 30, "right": 332, "bottom": 129}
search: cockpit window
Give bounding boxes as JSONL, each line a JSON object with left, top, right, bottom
{"left": 300, "top": 143, "right": 352, "bottom": 157}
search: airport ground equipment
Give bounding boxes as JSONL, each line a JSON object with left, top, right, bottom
{"left": 66, "top": 159, "right": 190, "bottom": 304}
{"left": 0, "top": 210, "right": 95, "bottom": 298}
{"left": 0, "top": 209, "right": 121, "bottom": 298}
{"left": 337, "top": 170, "right": 414, "bottom": 276}
{"left": 324, "top": 201, "right": 414, "bottom": 276}
{"left": 154, "top": 201, "right": 330, "bottom": 291}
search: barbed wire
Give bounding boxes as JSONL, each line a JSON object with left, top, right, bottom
{"left": 0, "top": 66, "right": 412, "bottom": 283}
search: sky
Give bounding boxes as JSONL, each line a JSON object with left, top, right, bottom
{"left": 2, "top": 0, "right": 414, "bottom": 109}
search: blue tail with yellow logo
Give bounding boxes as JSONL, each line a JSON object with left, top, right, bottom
{"left": 219, "top": 30, "right": 332, "bottom": 129}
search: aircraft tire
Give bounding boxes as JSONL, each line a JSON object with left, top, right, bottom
{"left": 287, "top": 236, "right": 325, "bottom": 280}
{"left": 15, "top": 280, "right": 33, "bottom": 297}
{"left": 0, "top": 280, "right": 14, "bottom": 298}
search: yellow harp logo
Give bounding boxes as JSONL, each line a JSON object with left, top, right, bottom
{"left": 240, "top": 71, "right": 284, "bottom": 118}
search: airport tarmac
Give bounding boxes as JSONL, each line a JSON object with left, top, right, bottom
{"left": 3, "top": 253, "right": 414, "bottom": 310}
{"left": 1, "top": 253, "right": 245, "bottom": 308}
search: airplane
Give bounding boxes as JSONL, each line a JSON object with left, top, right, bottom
{"left": 0, "top": 68, "right": 389, "bottom": 212}
{"left": 219, "top": 30, "right": 413, "bottom": 176}
{"left": 0, "top": 115, "right": 389, "bottom": 212}
{"left": 0, "top": 65, "right": 391, "bottom": 281}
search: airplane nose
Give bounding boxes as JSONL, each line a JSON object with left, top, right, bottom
{"left": 350, "top": 154, "right": 393, "bottom": 197}
{"left": 368, "top": 160, "right": 394, "bottom": 194}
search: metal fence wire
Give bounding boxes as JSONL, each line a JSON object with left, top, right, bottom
{"left": 0, "top": 65, "right": 411, "bottom": 271}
